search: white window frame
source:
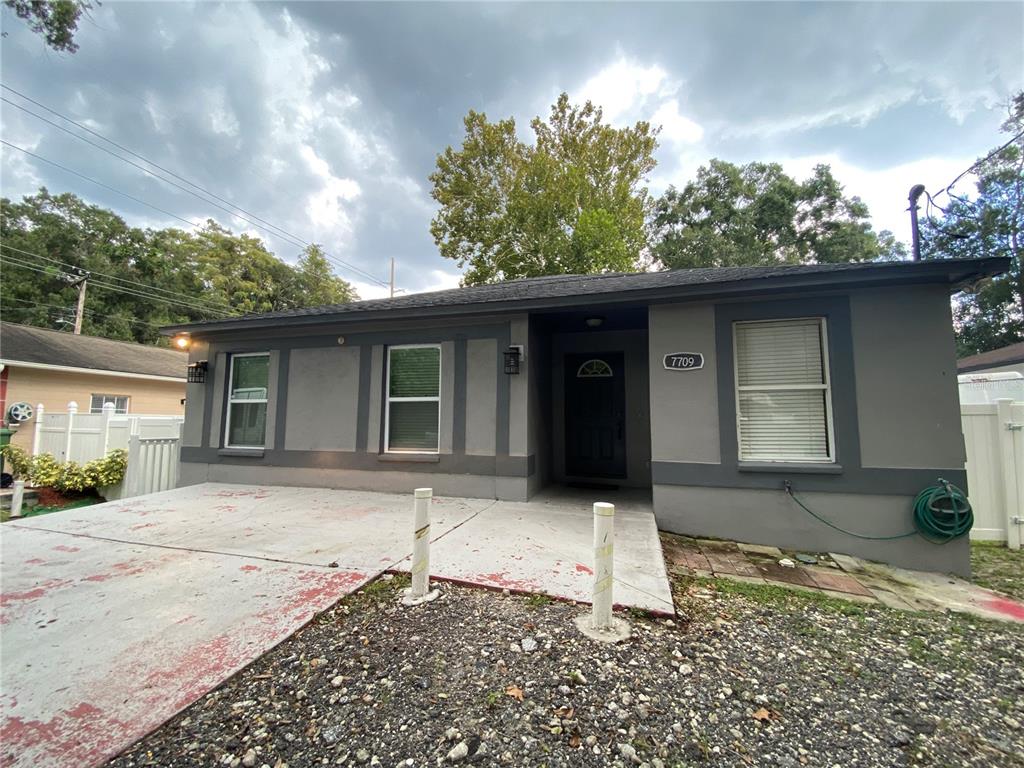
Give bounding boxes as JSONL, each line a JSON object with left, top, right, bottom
{"left": 384, "top": 343, "right": 442, "bottom": 454}
{"left": 733, "top": 317, "right": 836, "bottom": 464}
{"left": 224, "top": 352, "right": 270, "bottom": 449}
{"left": 90, "top": 394, "right": 130, "bottom": 414}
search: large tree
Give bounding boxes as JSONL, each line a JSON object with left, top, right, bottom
{"left": 0, "top": 189, "right": 357, "bottom": 345}
{"left": 2, "top": 0, "right": 93, "bottom": 52}
{"left": 921, "top": 93, "right": 1023, "bottom": 356}
{"left": 430, "top": 93, "right": 659, "bottom": 285}
{"left": 651, "top": 159, "right": 904, "bottom": 269}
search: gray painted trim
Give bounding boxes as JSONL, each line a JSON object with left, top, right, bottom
{"left": 495, "top": 322, "right": 511, "bottom": 456}
{"left": 651, "top": 461, "right": 967, "bottom": 496}
{"left": 166, "top": 257, "right": 1009, "bottom": 335}
{"left": 367, "top": 345, "right": 384, "bottom": 453}
{"left": 452, "top": 336, "right": 467, "bottom": 453}
{"left": 714, "top": 296, "right": 862, "bottom": 476}
{"left": 355, "top": 345, "right": 372, "bottom": 452}
{"left": 206, "top": 352, "right": 226, "bottom": 449}
{"left": 180, "top": 446, "right": 536, "bottom": 477}
{"left": 273, "top": 348, "right": 290, "bottom": 450}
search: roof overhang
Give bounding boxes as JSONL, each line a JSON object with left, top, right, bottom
{"left": 163, "top": 256, "right": 1010, "bottom": 338}
{"left": 0, "top": 359, "right": 186, "bottom": 383}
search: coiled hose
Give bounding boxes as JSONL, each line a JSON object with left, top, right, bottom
{"left": 785, "top": 478, "right": 972, "bottom": 543}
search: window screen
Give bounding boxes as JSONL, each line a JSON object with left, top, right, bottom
{"left": 386, "top": 346, "right": 441, "bottom": 452}
{"left": 90, "top": 394, "right": 129, "bottom": 414}
{"left": 734, "top": 318, "right": 833, "bottom": 462}
{"left": 225, "top": 353, "right": 269, "bottom": 448}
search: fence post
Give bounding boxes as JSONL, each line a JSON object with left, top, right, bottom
{"left": 402, "top": 487, "right": 440, "bottom": 606}
{"left": 10, "top": 480, "right": 25, "bottom": 519}
{"left": 126, "top": 433, "right": 141, "bottom": 499}
{"left": 997, "top": 399, "right": 1022, "bottom": 550}
{"left": 31, "top": 403, "right": 44, "bottom": 456}
{"left": 64, "top": 401, "right": 78, "bottom": 462}
{"left": 100, "top": 402, "right": 115, "bottom": 455}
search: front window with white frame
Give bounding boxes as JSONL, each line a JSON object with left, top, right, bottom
{"left": 733, "top": 318, "right": 835, "bottom": 463}
{"left": 90, "top": 394, "right": 129, "bottom": 414}
{"left": 386, "top": 345, "right": 441, "bottom": 453}
{"left": 225, "top": 353, "right": 270, "bottom": 448}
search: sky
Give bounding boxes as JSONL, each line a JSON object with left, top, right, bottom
{"left": 1, "top": 1, "right": 1021, "bottom": 299}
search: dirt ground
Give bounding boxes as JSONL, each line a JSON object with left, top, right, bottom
{"left": 971, "top": 541, "right": 1024, "bottom": 601}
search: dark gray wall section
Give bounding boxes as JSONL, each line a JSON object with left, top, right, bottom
{"left": 207, "top": 351, "right": 226, "bottom": 448}
{"left": 465, "top": 338, "right": 498, "bottom": 455}
{"left": 284, "top": 346, "right": 360, "bottom": 451}
{"left": 653, "top": 484, "right": 971, "bottom": 576}
{"left": 850, "top": 285, "right": 966, "bottom": 469}
{"left": 182, "top": 340, "right": 209, "bottom": 448}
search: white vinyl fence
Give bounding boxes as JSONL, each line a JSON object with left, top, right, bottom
{"left": 29, "top": 401, "right": 184, "bottom": 500}
{"left": 962, "top": 398, "right": 1024, "bottom": 549}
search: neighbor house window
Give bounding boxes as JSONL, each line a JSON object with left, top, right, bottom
{"left": 386, "top": 345, "right": 441, "bottom": 453}
{"left": 225, "top": 353, "right": 270, "bottom": 448}
{"left": 90, "top": 394, "right": 129, "bottom": 414}
{"left": 734, "top": 318, "right": 834, "bottom": 463}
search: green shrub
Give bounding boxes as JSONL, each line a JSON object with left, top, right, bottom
{"left": 0, "top": 447, "right": 127, "bottom": 491}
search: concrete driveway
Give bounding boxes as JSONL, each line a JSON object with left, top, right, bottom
{"left": 0, "top": 483, "right": 671, "bottom": 768}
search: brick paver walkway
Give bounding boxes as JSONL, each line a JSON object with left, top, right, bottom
{"left": 661, "top": 535, "right": 876, "bottom": 600}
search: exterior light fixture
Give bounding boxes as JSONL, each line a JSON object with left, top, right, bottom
{"left": 174, "top": 334, "right": 191, "bottom": 350}
{"left": 585, "top": 316, "right": 604, "bottom": 328}
{"left": 187, "top": 360, "right": 208, "bottom": 383}
{"left": 504, "top": 345, "right": 523, "bottom": 375}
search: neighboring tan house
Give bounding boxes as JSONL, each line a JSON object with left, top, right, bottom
{"left": 0, "top": 322, "right": 187, "bottom": 450}
{"left": 165, "top": 257, "right": 1008, "bottom": 577}
{"left": 957, "top": 341, "right": 1024, "bottom": 377}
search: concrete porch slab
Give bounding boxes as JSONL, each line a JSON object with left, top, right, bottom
{"left": 398, "top": 488, "right": 674, "bottom": 615}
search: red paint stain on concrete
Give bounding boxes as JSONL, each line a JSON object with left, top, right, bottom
{"left": 65, "top": 702, "right": 103, "bottom": 719}
{"left": 82, "top": 573, "right": 114, "bottom": 583}
{"left": 0, "top": 580, "right": 73, "bottom": 607}
{"left": 984, "top": 595, "right": 1024, "bottom": 621}
{"left": 24, "top": 558, "right": 45, "bottom": 565}
{"left": 0, "top": 701, "right": 136, "bottom": 768}
{"left": 239, "top": 565, "right": 260, "bottom": 572}
{"left": 574, "top": 563, "right": 593, "bottom": 575}
{"left": 52, "top": 545, "right": 80, "bottom": 553}
{"left": 474, "top": 572, "right": 542, "bottom": 591}
{"left": 129, "top": 522, "right": 158, "bottom": 531}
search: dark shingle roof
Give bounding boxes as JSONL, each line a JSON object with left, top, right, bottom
{"left": 0, "top": 322, "right": 187, "bottom": 379}
{"left": 958, "top": 342, "right": 1024, "bottom": 373}
{"left": 164, "top": 257, "right": 1009, "bottom": 335}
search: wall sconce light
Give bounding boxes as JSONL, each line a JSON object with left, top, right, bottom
{"left": 585, "top": 316, "right": 604, "bottom": 328}
{"left": 187, "top": 360, "right": 209, "bottom": 384}
{"left": 173, "top": 334, "right": 191, "bottom": 350}
{"left": 504, "top": 345, "right": 523, "bottom": 375}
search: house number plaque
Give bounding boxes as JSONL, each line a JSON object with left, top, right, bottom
{"left": 663, "top": 352, "right": 704, "bottom": 371}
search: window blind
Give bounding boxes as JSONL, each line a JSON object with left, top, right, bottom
{"left": 734, "top": 319, "right": 832, "bottom": 462}
{"left": 387, "top": 346, "right": 441, "bottom": 452}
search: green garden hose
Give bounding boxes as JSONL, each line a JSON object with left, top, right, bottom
{"left": 785, "top": 478, "right": 973, "bottom": 544}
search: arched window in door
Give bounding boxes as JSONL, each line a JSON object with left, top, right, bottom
{"left": 576, "top": 358, "right": 613, "bottom": 378}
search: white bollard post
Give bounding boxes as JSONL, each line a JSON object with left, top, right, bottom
{"left": 402, "top": 487, "right": 440, "bottom": 606}
{"left": 592, "top": 502, "right": 615, "bottom": 629}
{"left": 574, "top": 500, "right": 631, "bottom": 642}
{"left": 10, "top": 480, "right": 25, "bottom": 519}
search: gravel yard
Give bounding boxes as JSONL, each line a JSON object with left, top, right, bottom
{"left": 972, "top": 542, "right": 1024, "bottom": 602}
{"left": 107, "top": 566, "right": 1024, "bottom": 768}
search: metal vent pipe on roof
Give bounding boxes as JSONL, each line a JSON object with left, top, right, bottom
{"left": 909, "top": 184, "right": 926, "bottom": 262}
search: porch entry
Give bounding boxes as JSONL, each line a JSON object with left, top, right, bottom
{"left": 564, "top": 352, "right": 627, "bottom": 479}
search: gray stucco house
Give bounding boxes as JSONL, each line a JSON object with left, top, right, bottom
{"left": 166, "top": 257, "right": 1008, "bottom": 576}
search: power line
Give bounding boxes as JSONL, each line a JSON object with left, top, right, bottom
{"left": 1, "top": 140, "right": 201, "bottom": 228}
{"left": 0, "top": 253, "right": 233, "bottom": 317}
{"left": 0, "top": 243, "right": 238, "bottom": 313}
{"left": 1, "top": 296, "right": 174, "bottom": 329}
{"left": 940, "top": 128, "right": 1024, "bottom": 197}
{"left": 1, "top": 85, "right": 393, "bottom": 288}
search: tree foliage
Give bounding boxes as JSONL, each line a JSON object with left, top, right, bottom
{"left": 430, "top": 93, "right": 659, "bottom": 285}
{"left": 0, "top": 189, "right": 357, "bottom": 345}
{"left": 2, "top": 0, "right": 93, "bottom": 52}
{"left": 921, "top": 93, "right": 1024, "bottom": 356}
{"left": 651, "top": 159, "right": 904, "bottom": 269}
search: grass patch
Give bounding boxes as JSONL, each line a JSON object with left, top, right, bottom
{"left": 971, "top": 541, "right": 1024, "bottom": 601}
{"left": 524, "top": 593, "right": 552, "bottom": 609}
{"left": 692, "top": 576, "right": 869, "bottom": 617}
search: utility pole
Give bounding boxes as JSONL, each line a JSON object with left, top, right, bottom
{"left": 389, "top": 257, "right": 395, "bottom": 298}
{"left": 908, "top": 184, "right": 925, "bottom": 262}
{"left": 69, "top": 268, "right": 89, "bottom": 335}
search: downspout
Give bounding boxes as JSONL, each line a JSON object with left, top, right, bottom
{"left": 908, "top": 184, "right": 926, "bottom": 261}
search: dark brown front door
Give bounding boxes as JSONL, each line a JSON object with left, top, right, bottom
{"left": 564, "top": 352, "right": 626, "bottom": 479}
